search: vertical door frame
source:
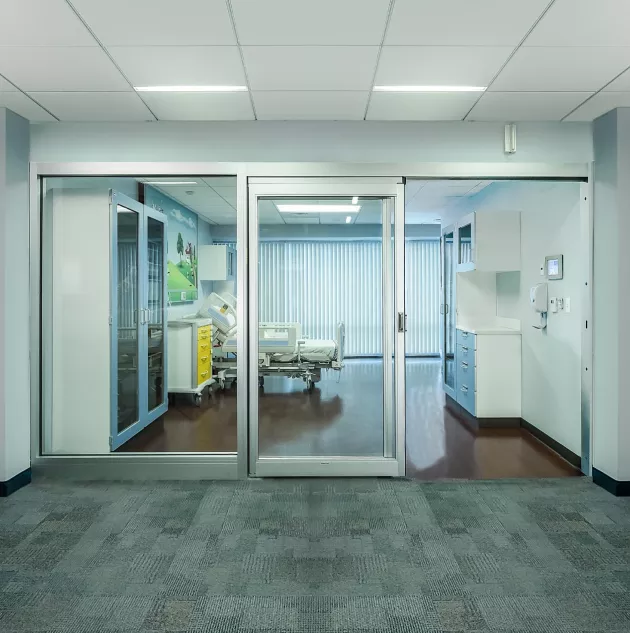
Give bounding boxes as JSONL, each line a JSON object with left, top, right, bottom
{"left": 440, "top": 223, "right": 457, "bottom": 401}
{"left": 247, "top": 178, "right": 406, "bottom": 477}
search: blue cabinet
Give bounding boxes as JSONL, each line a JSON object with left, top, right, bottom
{"left": 455, "top": 330, "right": 476, "bottom": 415}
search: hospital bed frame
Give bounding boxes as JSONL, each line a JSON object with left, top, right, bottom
{"left": 214, "top": 321, "right": 345, "bottom": 392}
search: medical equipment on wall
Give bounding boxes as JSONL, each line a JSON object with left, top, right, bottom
{"left": 545, "top": 254, "right": 564, "bottom": 280}
{"left": 198, "top": 292, "right": 345, "bottom": 391}
{"left": 530, "top": 283, "right": 548, "bottom": 330}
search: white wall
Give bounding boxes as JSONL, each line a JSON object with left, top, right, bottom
{"left": 0, "top": 109, "right": 30, "bottom": 482}
{"left": 448, "top": 181, "right": 583, "bottom": 455}
{"left": 30, "top": 121, "right": 593, "bottom": 164}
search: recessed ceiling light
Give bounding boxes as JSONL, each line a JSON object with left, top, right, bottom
{"left": 346, "top": 216, "right": 352, "bottom": 224}
{"left": 277, "top": 204, "right": 361, "bottom": 213}
{"left": 145, "top": 181, "right": 198, "bottom": 185}
{"left": 135, "top": 86, "right": 248, "bottom": 93}
{"left": 352, "top": 196, "right": 358, "bottom": 205}
{"left": 373, "top": 86, "right": 486, "bottom": 93}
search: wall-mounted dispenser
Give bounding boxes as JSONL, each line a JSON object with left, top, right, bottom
{"left": 530, "top": 283, "right": 548, "bottom": 330}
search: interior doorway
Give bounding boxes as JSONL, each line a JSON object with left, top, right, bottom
{"left": 247, "top": 178, "right": 406, "bottom": 477}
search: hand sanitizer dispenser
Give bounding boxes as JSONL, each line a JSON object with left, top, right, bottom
{"left": 530, "top": 283, "right": 548, "bottom": 329}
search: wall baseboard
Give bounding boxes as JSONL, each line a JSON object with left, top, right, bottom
{"left": 520, "top": 420, "right": 582, "bottom": 469}
{"left": 445, "top": 395, "right": 521, "bottom": 432}
{"left": 592, "top": 468, "right": 630, "bottom": 497}
{"left": 0, "top": 468, "right": 31, "bottom": 497}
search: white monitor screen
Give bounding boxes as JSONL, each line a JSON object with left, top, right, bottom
{"left": 547, "top": 258, "right": 559, "bottom": 276}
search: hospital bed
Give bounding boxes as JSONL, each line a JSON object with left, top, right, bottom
{"left": 196, "top": 293, "right": 345, "bottom": 391}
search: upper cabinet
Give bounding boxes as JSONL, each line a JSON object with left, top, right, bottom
{"left": 199, "top": 244, "right": 236, "bottom": 281}
{"left": 456, "top": 211, "right": 521, "bottom": 273}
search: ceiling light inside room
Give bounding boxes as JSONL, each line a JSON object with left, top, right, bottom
{"left": 145, "top": 181, "right": 198, "bottom": 185}
{"left": 134, "top": 86, "right": 248, "bottom": 92}
{"left": 277, "top": 204, "right": 361, "bottom": 213}
{"left": 373, "top": 86, "right": 486, "bottom": 93}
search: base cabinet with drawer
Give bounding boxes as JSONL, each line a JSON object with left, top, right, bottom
{"left": 454, "top": 328, "right": 521, "bottom": 419}
{"left": 167, "top": 318, "right": 214, "bottom": 405}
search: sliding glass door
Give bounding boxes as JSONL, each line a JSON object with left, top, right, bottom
{"left": 248, "top": 179, "right": 405, "bottom": 477}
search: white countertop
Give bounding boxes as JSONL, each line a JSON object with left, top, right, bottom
{"left": 457, "top": 324, "right": 521, "bottom": 335}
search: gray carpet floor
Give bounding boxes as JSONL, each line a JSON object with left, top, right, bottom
{"left": 1, "top": 477, "right": 630, "bottom": 632}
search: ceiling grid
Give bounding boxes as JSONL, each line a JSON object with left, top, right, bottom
{"left": 0, "top": 0, "right": 628, "bottom": 122}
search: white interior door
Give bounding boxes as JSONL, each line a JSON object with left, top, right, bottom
{"left": 248, "top": 178, "right": 405, "bottom": 477}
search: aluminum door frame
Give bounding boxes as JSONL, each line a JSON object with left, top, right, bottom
{"left": 248, "top": 178, "right": 406, "bottom": 477}
{"left": 440, "top": 224, "right": 457, "bottom": 401}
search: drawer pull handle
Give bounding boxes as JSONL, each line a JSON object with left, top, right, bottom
{"left": 200, "top": 371, "right": 209, "bottom": 378}
{"left": 461, "top": 362, "right": 468, "bottom": 369}
{"left": 200, "top": 356, "right": 209, "bottom": 362}
{"left": 461, "top": 332, "right": 468, "bottom": 338}
{"left": 461, "top": 346, "right": 468, "bottom": 353}
{"left": 461, "top": 385, "right": 468, "bottom": 393}
{"left": 200, "top": 344, "right": 209, "bottom": 350}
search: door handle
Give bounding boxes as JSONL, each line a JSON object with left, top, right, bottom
{"left": 397, "top": 312, "right": 407, "bottom": 333}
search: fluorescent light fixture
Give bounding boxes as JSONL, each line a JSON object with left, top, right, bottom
{"left": 277, "top": 204, "right": 361, "bottom": 213}
{"left": 346, "top": 216, "right": 352, "bottom": 224}
{"left": 145, "top": 181, "right": 198, "bottom": 186}
{"left": 373, "top": 85, "right": 486, "bottom": 93}
{"left": 135, "top": 86, "right": 248, "bottom": 92}
{"left": 352, "top": 196, "right": 358, "bottom": 205}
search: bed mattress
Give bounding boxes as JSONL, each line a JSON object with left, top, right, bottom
{"left": 273, "top": 339, "right": 337, "bottom": 363}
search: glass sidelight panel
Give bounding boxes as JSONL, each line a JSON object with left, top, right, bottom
{"left": 443, "top": 229, "right": 456, "bottom": 397}
{"left": 116, "top": 205, "right": 141, "bottom": 433}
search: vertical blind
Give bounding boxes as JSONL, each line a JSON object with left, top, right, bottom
{"left": 256, "top": 240, "right": 440, "bottom": 357}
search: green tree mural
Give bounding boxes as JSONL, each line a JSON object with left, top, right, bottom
{"left": 177, "top": 232, "right": 184, "bottom": 262}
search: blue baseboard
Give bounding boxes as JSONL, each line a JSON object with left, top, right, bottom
{"left": 593, "top": 467, "right": 630, "bottom": 497}
{"left": 0, "top": 468, "right": 31, "bottom": 497}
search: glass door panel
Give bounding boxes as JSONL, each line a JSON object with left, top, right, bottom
{"left": 114, "top": 203, "right": 140, "bottom": 437}
{"left": 249, "top": 180, "right": 404, "bottom": 477}
{"left": 145, "top": 212, "right": 168, "bottom": 419}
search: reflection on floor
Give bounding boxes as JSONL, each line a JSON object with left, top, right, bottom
{"left": 118, "top": 359, "right": 581, "bottom": 480}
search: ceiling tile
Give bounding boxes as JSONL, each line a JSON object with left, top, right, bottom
{"left": 70, "top": 0, "right": 235, "bottom": 45}
{"left": 139, "top": 92, "right": 254, "bottom": 120}
{"left": 564, "top": 92, "right": 630, "bottom": 121}
{"left": 253, "top": 91, "right": 368, "bottom": 120}
{"left": 0, "top": 0, "right": 95, "bottom": 46}
{"left": 386, "top": 0, "right": 550, "bottom": 45}
{"left": 527, "top": 0, "right": 630, "bottom": 46}
{"left": 0, "top": 88, "right": 56, "bottom": 122}
{"left": 467, "top": 92, "right": 592, "bottom": 121}
{"left": 242, "top": 46, "right": 379, "bottom": 90}
{"left": 109, "top": 46, "right": 246, "bottom": 86}
{"left": 366, "top": 92, "right": 479, "bottom": 121}
{"left": 491, "top": 47, "right": 630, "bottom": 92}
{"left": 30, "top": 92, "right": 154, "bottom": 121}
{"left": 0, "top": 47, "right": 130, "bottom": 91}
{"left": 603, "top": 68, "right": 630, "bottom": 92}
{"left": 376, "top": 46, "right": 511, "bottom": 86}
{"left": 231, "top": 0, "right": 390, "bottom": 45}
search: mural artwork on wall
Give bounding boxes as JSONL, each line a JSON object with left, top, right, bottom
{"left": 145, "top": 187, "right": 199, "bottom": 303}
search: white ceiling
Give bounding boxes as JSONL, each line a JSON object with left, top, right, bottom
{"left": 1, "top": 0, "right": 630, "bottom": 122}
{"left": 405, "top": 180, "right": 493, "bottom": 223}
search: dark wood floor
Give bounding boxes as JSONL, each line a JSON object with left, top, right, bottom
{"left": 117, "top": 359, "right": 581, "bottom": 480}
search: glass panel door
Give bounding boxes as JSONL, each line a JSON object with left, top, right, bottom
{"left": 110, "top": 192, "right": 168, "bottom": 450}
{"left": 248, "top": 180, "right": 405, "bottom": 477}
{"left": 112, "top": 195, "right": 141, "bottom": 447}
{"left": 145, "top": 209, "right": 168, "bottom": 421}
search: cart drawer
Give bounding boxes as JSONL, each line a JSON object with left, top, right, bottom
{"left": 198, "top": 339, "right": 211, "bottom": 356}
{"left": 198, "top": 352, "right": 211, "bottom": 371}
{"left": 197, "top": 367, "right": 211, "bottom": 386}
